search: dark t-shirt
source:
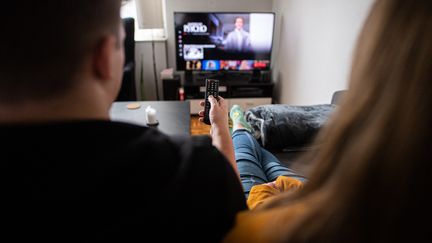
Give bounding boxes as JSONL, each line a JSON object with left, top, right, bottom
{"left": 0, "top": 120, "right": 246, "bottom": 242}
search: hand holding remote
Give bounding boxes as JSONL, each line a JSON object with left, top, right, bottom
{"left": 203, "top": 79, "right": 219, "bottom": 125}
{"left": 199, "top": 95, "right": 229, "bottom": 127}
{"left": 198, "top": 95, "right": 236, "bottom": 178}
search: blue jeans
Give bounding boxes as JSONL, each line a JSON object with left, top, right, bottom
{"left": 232, "top": 130, "right": 306, "bottom": 198}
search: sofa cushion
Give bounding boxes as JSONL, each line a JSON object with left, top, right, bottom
{"left": 245, "top": 104, "right": 336, "bottom": 151}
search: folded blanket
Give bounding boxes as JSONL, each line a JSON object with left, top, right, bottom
{"left": 245, "top": 104, "right": 336, "bottom": 150}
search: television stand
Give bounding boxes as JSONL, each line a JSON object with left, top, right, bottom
{"left": 190, "top": 71, "right": 251, "bottom": 83}
{"left": 188, "top": 70, "right": 271, "bottom": 83}
{"left": 181, "top": 70, "right": 274, "bottom": 114}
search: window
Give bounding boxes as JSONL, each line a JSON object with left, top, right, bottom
{"left": 121, "top": 0, "right": 166, "bottom": 41}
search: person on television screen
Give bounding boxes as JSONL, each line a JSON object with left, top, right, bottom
{"left": 224, "top": 17, "right": 251, "bottom": 53}
{"left": 205, "top": 60, "right": 220, "bottom": 70}
{"left": 194, "top": 60, "right": 202, "bottom": 70}
{"left": 239, "top": 60, "right": 252, "bottom": 70}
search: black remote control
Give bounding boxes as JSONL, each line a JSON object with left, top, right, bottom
{"left": 203, "top": 79, "right": 219, "bottom": 125}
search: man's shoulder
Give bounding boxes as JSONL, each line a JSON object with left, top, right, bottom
{"left": 104, "top": 123, "right": 217, "bottom": 161}
{"left": 169, "top": 134, "right": 212, "bottom": 148}
{"left": 168, "top": 134, "right": 220, "bottom": 162}
{"left": 107, "top": 123, "right": 218, "bottom": 162}
{"left": 0, "top": 120, "right": 208, "bottom": 158}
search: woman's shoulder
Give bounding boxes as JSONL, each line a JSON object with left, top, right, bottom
{"left": 224, "top": 202, "right": 307, "bottom": 243}
{"left": 247, "top": 176, "right": 304, "bottom": 209}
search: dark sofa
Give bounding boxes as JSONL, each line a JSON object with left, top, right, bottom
{"left": 247, "top": 90, "right": 346, "bottom": 175}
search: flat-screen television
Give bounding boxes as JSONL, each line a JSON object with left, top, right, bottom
{"left": 174, "top": 12, "right": 275, "bottom": 72}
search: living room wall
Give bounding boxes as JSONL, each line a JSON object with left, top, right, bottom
{"left": 135, "top": 0, "right": 375, "bottom": 103}
{"left": 272, "top": 0, "right": 375, "bottom": 105}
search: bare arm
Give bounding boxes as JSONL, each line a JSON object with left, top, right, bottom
{"left": 199, "top": 96, "right": 239, "bottom": 178}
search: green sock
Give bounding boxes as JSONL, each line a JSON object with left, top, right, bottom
{"left": 230, "top": 105, "right": 252, "bottom": 132}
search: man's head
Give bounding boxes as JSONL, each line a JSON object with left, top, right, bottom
{"left": 234, "top": 17, "right": 245, "bottom": 30}
{"left": 0, "top": 0, "right": 125, "bottom": 104}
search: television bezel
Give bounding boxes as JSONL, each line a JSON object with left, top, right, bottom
{"left": 173, "top": 11, "right": 276, "bottom": 72}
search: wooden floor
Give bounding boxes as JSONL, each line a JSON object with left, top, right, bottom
{"left": 190, "top": 115, "right": 211, "bottom": 136}
{"left": 190, "top": 115, "right": 233, "bottom": 136}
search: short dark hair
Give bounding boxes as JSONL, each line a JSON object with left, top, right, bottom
{"left": 0, "top": 0, "right": 123, "bottom": 103}
{"left": 235, "top": 16, "right": 245, "bottom": 23}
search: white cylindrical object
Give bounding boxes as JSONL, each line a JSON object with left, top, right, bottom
{"left": 145, "top": 106, "right": 158, "bottom": 125}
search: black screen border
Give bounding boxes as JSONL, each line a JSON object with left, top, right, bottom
{"left": 174, "top": 11, "right": 276, "bottom": 72}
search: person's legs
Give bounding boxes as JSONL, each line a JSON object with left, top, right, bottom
{"left": 230, "top": 105, "right": 307, "bottom": 198}
{"left": 232, "top": 129, "right": 268, "bottom": 198}
{"left": 260, "top": 147, "right": 306, "bottom": 182}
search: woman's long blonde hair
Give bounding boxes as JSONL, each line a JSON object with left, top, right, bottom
{"left": 263, "top": 0, "right": 432, "bottom": 242}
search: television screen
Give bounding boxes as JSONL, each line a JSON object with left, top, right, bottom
{"left": 174, "top": 12, "right": 275, "bottom": 71}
